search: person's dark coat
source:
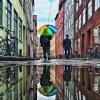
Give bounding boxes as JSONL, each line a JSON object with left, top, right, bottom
{"left": 63, "top": 38, "right": 71, "bottom": 49}
{"left": 40, "top": 35, "right": 52, "bottom": 47}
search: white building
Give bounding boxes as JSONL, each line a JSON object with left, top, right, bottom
{"left": 64, "top": 0, "right": 74, "bottom": 53}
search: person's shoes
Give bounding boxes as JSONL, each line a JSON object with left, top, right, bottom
{"left": 48, "top": 57, "right": 50, "bottom": 60}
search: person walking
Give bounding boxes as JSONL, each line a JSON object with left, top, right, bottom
{"left": 63, "top": 35, "right": 71, "bottom": 59}
{"left": 40, "top": 35, "right": 52, "bottom": 61}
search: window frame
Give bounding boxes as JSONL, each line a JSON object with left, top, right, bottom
{"left": 95, "top": 0, "right": 100, "bottom": 11}
{"left": 88, "top": 0, "right": 92, "bottom": 19}
{"left": 5, "top": 0, "right": 12, "bottom": 31}
{"left": 19, "top": 0, "right": 23, "bottom": 6}
{"left": 19, "top": 18, "right": 22, "bottom": 41}
{"left": 79, "top": 14, "right": 81, "bottom": 29}
{"left": 14, "top": 9, "right": 18, "bottom": 34}
{"left": 82, "top": 8, "right": 86, "bottom": 25}
{"left": 0, "top": 0, "right": 2, "bottom": 25}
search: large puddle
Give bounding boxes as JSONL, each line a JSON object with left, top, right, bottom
{"left": 0, "top": 59, "right": 100, "bottom": 100}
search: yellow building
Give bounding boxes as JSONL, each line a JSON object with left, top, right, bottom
{"left": 33, "top": 15, "right": 37, "bottom": 58}
{"left": 51, "top": 34, "right": 56, "bottom": 58}
{"left": 0, "top": 0, "right": 34, "bottom": 100}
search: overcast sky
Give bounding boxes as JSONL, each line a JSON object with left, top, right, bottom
{"left": 34, "top": 0, "right": 59, "bottom": 29}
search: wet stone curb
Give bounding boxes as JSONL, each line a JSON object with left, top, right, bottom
{"left": 0, "top": 56, "right": 38, "bottom": 61}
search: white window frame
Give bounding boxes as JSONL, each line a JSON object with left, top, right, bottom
{"left": 79, "top": 0, "right": 82, "bottom": 6}
{"left": 95, "top": 0, "right": 100, "bottom": 11}
{"left": 79, "top": 14, "right": 81, "bottom": 29}
{"left": 88, "top": 0, "right": 92, "bottom": 19}
{"left": 83, "top": 8, "right": 86, "bottom": 25}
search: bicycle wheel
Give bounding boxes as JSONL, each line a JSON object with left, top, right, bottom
{"left": 0, "top": 37, "right": 6, "bottom": 55}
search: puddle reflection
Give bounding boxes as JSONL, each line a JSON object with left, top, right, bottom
{"left": 0, "top": 62, "right": 100, "bottom": 100}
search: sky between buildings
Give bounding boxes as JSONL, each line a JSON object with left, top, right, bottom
{"left": 34, "top": 0, "right": 59, "bottom": 30}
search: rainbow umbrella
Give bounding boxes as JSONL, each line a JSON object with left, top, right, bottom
{"left": 38, "top": 24, "right": 58, "bottom": 36}
{"left": 38, "top": 85, "right": 57, "bottom": 96}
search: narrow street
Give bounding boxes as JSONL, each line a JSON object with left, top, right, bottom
{"left": 0, "top": 0, "right": 100, "bottom": 100}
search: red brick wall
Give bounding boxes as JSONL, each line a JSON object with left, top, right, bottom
{"left": 74, "top": 0, "right": 100, "bottom": 56}
{"left": 55, "top": 7, "right": 64, "bottom": 57}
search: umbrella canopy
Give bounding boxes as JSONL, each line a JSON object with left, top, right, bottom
{"left": 38, "top": 85, "right": 57, "bottom": 96}
{"left": 38, "top": 24, "right": 58, "bottom": 36}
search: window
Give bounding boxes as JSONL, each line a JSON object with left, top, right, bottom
{"left": 95, "top": 0, "right": 100, "bottom": 11}
{"left": 14, "top": 10, "right": 18, "bottom": 34}
{"left": 82, "top": 9, "right": 86, "bottom": 25}
{"left": 79, "top": 0, "right": 82, "bottom": 6}
{"left": 65, "top": 13, "right": 67, "bottom": 20}
{"left": 69, "top": 92, "right": 71, "bottom": 100}
{"left": 19, "top": 0, "right": 23, "bottom": 5}
{"left": 88, "top": 0, "right": 92, "bottom": 19}
{"left": 83, "top": 95, "right": 86, "bottom": 100}
{"left": 0, "top": 0, "right": 2, "bottom": 25}
{"left": 79, "top": 14, "right": 81, "bottom": 29}
{"left": 71, "top": 14, "right": 73, "bottom": 25}
{"left": 93, "top": 76, "right": 100, "bottom": 94}
{"left": 67, "top": 89, "right": 68, "bottom": 97}
{"left": 71, "top": 0, "right": 74, "bottom": 5}
{"left": 78, "top": 70, "right": 80, "bottom": 82}
{"left": 69, "top": 19, "right": 71, "bottom": 28}
{"left": 76, "top": 3, "right": 78, "bottom": 11}
{"left": 78, "top": 38, "right": 80, "bottom": 50}
{"left": 5, "top": 0, "right": 11, "bottom": 30}
{"left": 23, "top": 25, "right": 25, "bottom": 39}
{"left": 69, "top": 4, "right": 71, "bottom": 11}
{"left": 64, "top": 24, "right": 66, "bottom": 33}
{"left": 67, "top": 22, "right": 68, "bottom": 30}
{"left": 19, "top": 18, "right": 22, "bottom": 41}
{"left": 66, "top": 8, "right": 68, "bottom": 16}
{"left": 23, "top": 0, "right": 25, "bottom": 10}
{"left": 19, "top": 65, "right": 22, "bottom": 72}
{"left": 75, "top": 87, "right": 78, "bottom": 100}
{"left": 93, "top": 25, "right": 100, "bottom": 43}
{"left": 75, "top": 19, "right": 78, "bottom": 32}
{"left": 79, "top": 91, "right": 81, "bottom": 100}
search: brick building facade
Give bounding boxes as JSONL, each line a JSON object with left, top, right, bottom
{"left": 55, "top": 0, "right": 64, "bottom": 58}
{"left": 74, "top": 0, "right": 100, "bottom": 57}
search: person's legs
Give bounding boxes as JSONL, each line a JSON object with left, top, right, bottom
{"left": 65, "top": 49, "right": 68, "bottom": 59}
{"left": 43, "top": 47, "right": 47, "bottom": 60}
{"left": 67, "top": 49, "right": 70, "bottom": 59}
{"left": 47, "top": 46, "right": 50, "bottom": 60}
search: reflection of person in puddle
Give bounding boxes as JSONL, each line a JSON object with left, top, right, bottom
{"left": 40, "top": 65, "right": 51, "bottom": 86}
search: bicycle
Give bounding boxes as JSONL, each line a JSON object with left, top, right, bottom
{"left": 0, "top": 36, "right": 6, "bottom": 55}
{"left": 0, "top": 34, "right": 15, "bottom": 56}
{"left": 0, "top": 67, "right": 15, "bottom": 87}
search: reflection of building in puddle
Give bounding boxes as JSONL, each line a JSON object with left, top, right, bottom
{"left": 34, "top": 65, "right": 43, "bottom": 84}
{"left": 73, "top": 65, "right": 100, "bottom": 100}
{"left": 50, "top": 65, "right": 56, "bottom": 85}
{"left": 55, "top": 65, "right": 63, "bottom": 100}
{"left": 0, "top": 65, "right": 23, "bottom": 100}
{"left": 63, "top": 65, "right": 73, "bottom": 100}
